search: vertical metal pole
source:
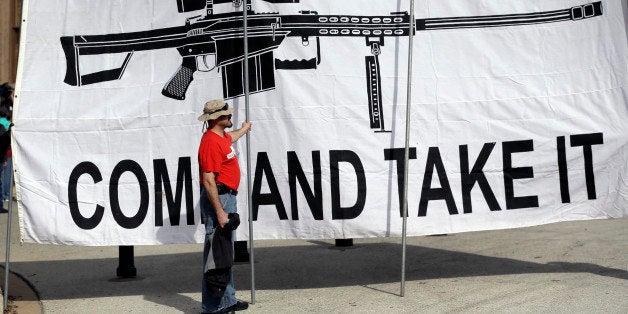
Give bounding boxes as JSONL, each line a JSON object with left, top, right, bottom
{"left": 4, "top": 0, "right": 27, "bottom": 305}
{"left": 401, "top": 0, "right": 416, "bottom": 297}
{"left": 3, "top": 0, "right": 28, "bottom": 307}
{"left": 242, "top": 0, "right": 255, "bottom": 305}
{"left": 3, "top": 166, "right": 14, "bottom": 310}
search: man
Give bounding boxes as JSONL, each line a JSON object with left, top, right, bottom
{"left": 198, "top": 99, "right": 251, "bottom": 313}
{"left": 0, "top": 107, "right": 12, "bottom": 213}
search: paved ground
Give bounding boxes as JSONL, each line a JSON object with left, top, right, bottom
{"left": 0, "top": 200, "right": 626, "bottom": 313}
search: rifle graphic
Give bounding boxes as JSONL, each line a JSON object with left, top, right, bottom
{"left": 60, "top": 0, "right": 602, "bottom": 132}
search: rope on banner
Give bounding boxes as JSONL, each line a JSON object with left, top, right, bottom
{"left": 401, "top": 0, "right": 416, "bottom": 297}
{"left": 242, "top": 0, "right": 256, "bottom": 305}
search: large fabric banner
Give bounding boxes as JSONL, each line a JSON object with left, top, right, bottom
{"left": 14, "top": 0, "right": 628, "bottom": 245}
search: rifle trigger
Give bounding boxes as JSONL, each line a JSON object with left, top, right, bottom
{"left": 202, "top": 56, "right": 209, "bottom": 70}
{"left": 196, "top": 55, "right": 215, "bottom": 72}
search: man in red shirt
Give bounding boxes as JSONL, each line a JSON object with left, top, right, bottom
{"left": 198, "top": 99, "right": 251, "bottom": 313}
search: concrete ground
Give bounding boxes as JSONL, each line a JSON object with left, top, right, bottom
{"left": 0, "top": 200, "right": 626, "bottom": 313}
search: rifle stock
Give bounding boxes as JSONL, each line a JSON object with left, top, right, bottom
{"left": 62, "top": 35, "right": 136, "bottom": 87}
{"left": 60, "top": 25, "right": 190, "bottom": 86}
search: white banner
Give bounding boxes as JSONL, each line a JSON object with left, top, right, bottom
{"left": 14, "top": 0, "right": 628, "bottom": 245}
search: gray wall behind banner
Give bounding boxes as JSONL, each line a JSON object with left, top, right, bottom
{"left": 0, "top": 0, "right": 21, "bottom": 84}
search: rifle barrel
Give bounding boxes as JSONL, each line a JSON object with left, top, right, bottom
{"left": 420, "top": 1, "right": 601, "bottom": 30}
{"left": 279, "top": 1, "right": 601, "bottom": 37}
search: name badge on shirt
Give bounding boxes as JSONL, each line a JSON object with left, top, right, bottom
{"left": 227, "top": 146, "right": 236, "bottom": 159}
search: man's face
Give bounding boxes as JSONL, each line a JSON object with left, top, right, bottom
{"left": 217, "top": 114, "right": 233, "bottom": 128}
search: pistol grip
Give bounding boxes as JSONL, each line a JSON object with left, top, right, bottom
{"left": 162, "top": 56, "right": 197, "bottom": 100}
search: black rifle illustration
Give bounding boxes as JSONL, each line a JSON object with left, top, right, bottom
{"left": 60, "top": 0, "right": 603, "bottom": 132}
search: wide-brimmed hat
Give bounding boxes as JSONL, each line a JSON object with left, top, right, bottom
{"left": 197, "top": 99, "right": 234, "bottom": 122}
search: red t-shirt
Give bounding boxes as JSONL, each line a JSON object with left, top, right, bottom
{"left": 198, "top": 131, "right": 240, "bottom": 190}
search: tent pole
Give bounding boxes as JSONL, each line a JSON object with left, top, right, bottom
{"left": 401, "top": 0, "right": 416, "bottom": 298}
{"left": 3, "top": 166, "right": 14, "bottom": 310}
{"left": 3, "top": 0, "right": 28, "bottom": 307}
{"left": 242, "top": 0, "right": 255, "bottom": 305}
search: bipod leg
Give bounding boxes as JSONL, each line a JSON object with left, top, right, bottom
{"left": 365, "top": 39, "right": 390, "bottom": 133}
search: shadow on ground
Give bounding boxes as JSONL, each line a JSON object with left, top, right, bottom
{"left": 9, "top": 241, "right": 627, "bottom": 306}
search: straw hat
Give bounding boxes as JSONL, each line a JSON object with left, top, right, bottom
{"left": 197, "top": 99, "right": 234, "bottom": 122}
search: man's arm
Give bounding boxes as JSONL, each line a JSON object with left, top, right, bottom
{"left": 228, "top": 121, "right": 252, "bottom": 143}
{"left": 202, "top": 171, "right": 229, "bottom": 228}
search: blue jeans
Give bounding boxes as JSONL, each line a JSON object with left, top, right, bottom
{"left": 200, "top": 185, "right": 237, "bottom": 312}
{"left": 2, "top": 157, "right": 11, "bottom": 201}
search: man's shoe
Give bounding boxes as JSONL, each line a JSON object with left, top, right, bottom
{"left": 202, "top": 300, "right": 247, "bottom": 314}
{"left": 231, "top": 300, "right": 249, "bottom": 311}
{"left": 203, "top": 300, "right": 249, "bottom": 313}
